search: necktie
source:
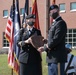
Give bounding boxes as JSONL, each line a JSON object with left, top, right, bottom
{"left": 29, "top": 30, "right": 32, "bottom": 35}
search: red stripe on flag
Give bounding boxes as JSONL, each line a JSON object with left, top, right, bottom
{"left": 5, "top": 17, "right": 12, "bottom": 42}
{"left": 8, "top": 19, "right": 12, "bottom": 26}
{"left": 5, "top": 34, "right": 10, "bottom": 41}
{"left": 7, "top": 26, "right": 11, "bottom": 33}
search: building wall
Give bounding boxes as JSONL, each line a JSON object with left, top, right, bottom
{"left": 56, "top": 0, "right": 76, "bottom": 28}
{"left": 0, "top": 0, "right": 76, "bottom": 49}
{"left": 0, "top": 0, "right": 25, "bottom": 48}
{"left": 0, "top": 0, "right": 11, "bottom": 48}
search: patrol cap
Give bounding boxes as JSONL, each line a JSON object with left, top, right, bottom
{"left": 26, "top": 14, "right": 36, "bottom": 19}
{"left": 49, "top": 5, "right": 59, "bottom": 11}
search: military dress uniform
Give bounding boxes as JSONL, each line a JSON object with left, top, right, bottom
{"left": 17, "top": 27, "right": 42, "bottom": 75}
{"left": 44, "top": 16, "right": 67, "bottom": 75}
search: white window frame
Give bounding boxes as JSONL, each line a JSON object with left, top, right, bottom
{"left": 65, "top": 29, "right": 76, "bottom": 49}
{"left": 3, "top": 10, "right": 8, "bottom": 18}
{"left": 59, "top": 3, "right": 66, "bottom": 13}
{"left": 70, "top": 2, "right": 76, "bottom": 12}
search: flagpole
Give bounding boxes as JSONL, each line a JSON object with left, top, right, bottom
{"left": 46, "top": 0, "right": 50, "bottom": 37}
{"left": 11, "top": 0, "right": 15, "bottom": 75}
{"left": 11, "top": 69, "right": 13, "bottom": 75}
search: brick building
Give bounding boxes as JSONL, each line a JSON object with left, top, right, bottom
{"left": 0, "top": 0, "right": 76, "bottom": 51}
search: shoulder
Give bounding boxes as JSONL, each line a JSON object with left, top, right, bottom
{"left": 57, "top": 20, "right": 66, "bottom": 25}
{"left": 33, "top": 27, "right": 41, "bottom": 32}
{"left": 56, "top": 20, "right": 67, "bottom": 30}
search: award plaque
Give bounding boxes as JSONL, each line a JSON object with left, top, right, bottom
{"left": 30, "top": 35, "right": 44, "bottom": 49}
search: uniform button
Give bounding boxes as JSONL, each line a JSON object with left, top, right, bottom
{"left": 28, "top": 49, "right": 29, "bottom": 51}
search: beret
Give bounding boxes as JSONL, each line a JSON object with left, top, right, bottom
{"left": 49, "top": 5, "right": 59, "bottom": 11}
{"left": 26, "top": 14, "right": 36, "bottom": 19}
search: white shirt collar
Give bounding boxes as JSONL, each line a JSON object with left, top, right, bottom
{"left": 27, "top": 27, "right": 33, "bottom": 31}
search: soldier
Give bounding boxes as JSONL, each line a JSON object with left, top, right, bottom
{"left": 17, "top": 14, "right": 42, "bottom": 75}
{"left": 38, "top": 5, "right": 67, "bottom": 75}
{"left": 65, "top": 44, "right": 76, "bottom": 75}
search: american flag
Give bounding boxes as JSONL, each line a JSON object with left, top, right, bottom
{"left": 5, "top": 0, "right": 21, "bottom": 74}
{"left": 5, "top": 5, "right": 14, "bottom": 42}
{"left": 22, "top": 0, "right": 29, "bottom": 25}
{"left": 5, "top": 0, "right": 15, "bottom": 69}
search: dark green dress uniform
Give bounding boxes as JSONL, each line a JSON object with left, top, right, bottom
{"left": 17, "top": 27, "right": 42, "bottom": 75}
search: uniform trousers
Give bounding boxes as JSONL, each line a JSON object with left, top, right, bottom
{"left": 48, "top": 63, "right": 65, "bottom": 75}
{"left": 60, "top": 63, "right": 65, "bottom": 75}
{"left": 19, "top": 62, "right": 42, "bottom": 75}
{"left": 48, "top": 63, "right": 58, "bottom": 75}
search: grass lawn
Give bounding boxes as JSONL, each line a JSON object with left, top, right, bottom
{"left": 0, "top": 50, "right": 76, "bottom": 75}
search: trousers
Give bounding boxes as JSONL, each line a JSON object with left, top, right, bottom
{"left": 48, "top": 63, "right": 65, "bottom": 75}
{"left": 48, "top": 63, "right": 58, "bottom": 75}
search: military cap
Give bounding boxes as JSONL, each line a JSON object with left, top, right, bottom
{"left": 49, "top": 5, "right": 59, "bottom": 11}
{"left": 65, "top": 44, "right": 72, "bottom": 53}
{"left": 26, "top": 14, "right": 36, "bottom": 19}
{"left": 65, "top": 44, "right": 72, "bottom": 49}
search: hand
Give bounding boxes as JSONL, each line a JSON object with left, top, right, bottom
{"left": 18, "top": 41, "right": 22, "bottom": 46}
{"left": 43, "top": 39, "right": 47, "bottom": 44}
{"left": 37, "top": 46, "right": 44, "bottom": 53}
{"left": 24, "top": 38, "right": 31, "bottom": 43}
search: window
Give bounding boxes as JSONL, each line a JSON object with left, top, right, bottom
{"left": 59, "top": 3, "right": 65, "bottom": 12}
{"left": 70, "top": 2, "right": 76, "bottom": 11}
{"left": 20, "top": 8, "right": 24, "bottom": 16}
{"left": 3, "top": 10, "right": 8, "bottom": 18}
{"left": 3, "top": 32, "right": 9, "bottom": 47}
{"left": 65, "top": 29, "right": 76, "bottom": 49}
{"left": 29, "top": 7, "right": 32, "bottom": 14}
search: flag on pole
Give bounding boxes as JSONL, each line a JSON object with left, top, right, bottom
{"left": 5, "top": 0, "right": 21, "bottom": 74}
{"left": 22, "top": 0, "right": 29, "bottom": 25}
{"left": 13, "top": 0, "right": 21, "bottom": 74}
{"left": 5, "top": 4, "right": 15, "bottom": 42}
{"left": 32, "top": 0, "right": 40, "bottom": 29}
{"left": 5, "top": 0, "right": 15, "bottom": 70}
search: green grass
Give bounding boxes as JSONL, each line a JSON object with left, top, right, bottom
{"left": 0, "top": 53, "right": 48, "bottom": 75}
{"left": 0, "top": 50, "right": 76, "bottom": 75}
{"left": 0, "top": 54, "right": 11, "bottom": 75}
